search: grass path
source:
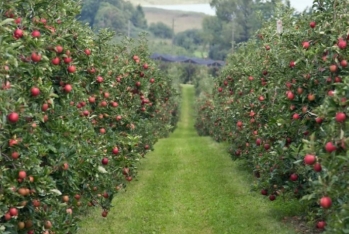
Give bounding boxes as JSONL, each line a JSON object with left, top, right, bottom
{"left": 78, "top": 85, "right": 298, "bottom": 234}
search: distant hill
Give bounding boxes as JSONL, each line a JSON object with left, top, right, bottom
{"left": 125, "top": 0, "right": 209, "bottom": 5}
{"left": 143, "top": 7, "right": 206, "bottom": 33}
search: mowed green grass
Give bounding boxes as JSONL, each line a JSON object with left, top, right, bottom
{"left": 78, "top": 85, "right": 300, "bottom": 234}
{"left": 143, "top": 7, "right": 206, "bottom": 33}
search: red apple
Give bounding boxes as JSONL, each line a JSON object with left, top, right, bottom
{"left": 9, "top": 207, "right": 18, "bottom": 216}
{"left": 290, "top": 173, "right": 298, "bottom": 181}
{"left": 302, "top": 41, "right": 310, "bottom": 49}
{"left": 51, "top": 57, "right": 60, "bottom": 65}
{"left": 340, "top": 59, "right": 348, "bottom": 67}
{"left": 325, "top": 142, "right": 336, "bottom": 153}
{"left": 261, "top": 189, "right": 268, "bottom": 196}
{"left": 320, "top": 196, "right": 332, "bottom": 209}
{"left": 63, "top": 84, "right": 72, "bottom": 93}
{"left": 55, "top": 45, "right": 63, "bottom": 53}
{"left": 7, "top": 112, "right": 19, "bottom": 123}
{"left": 289, "top": 61, "right": 296, "bottom": 68}
{"left": 112, "top": 147, "right": 119, "bottom": 155}
{"left": 18, "top": 170, "right": 27, "bottom": 179}
{"left": 292, "top": 113, "right": 300, "bottom": 120}
{"left": 14, "top": 28, "right": 24, "bottom": 39}
{"left": 31, "top": 87, "right": 40, "bottom": 97}
{"left": 67, "top": 65, "right": 76, "bottom": 73}
{"left": 287, "top": 91, "right": 294, "bottom": 100}
{"left": 96, "top": 76, "right": 103, "bottom": 83}
{"left": 304, "top": 154, "right": 316, "bottom": 165}
{"left": 31, "top": 52, "right": 41, "bottom": 62}
{"left": 101, "top": 157, "right": 108, "bottom": 165}
{"left": 336, "top": 112, "right": 346, "bottom": 122}
{"left": 31, "top": 30, "right": 40, "bottom": 38}
{"left": 309, "top": 21, "right": 316, "bottom": 28}
{"left": 269, "top": 195, "right": 276, "bottom": 201}
{"left": 338, "top": 39, "right": 347, "bottom": 49}
{"left": 84, "top": 49, "right": 91, "bottom": 56}
{"left": 316, "top": 221, "right": 326, "bottom": 229}
{"left": 313, "top": 163, "right": 322, "bottom": 172}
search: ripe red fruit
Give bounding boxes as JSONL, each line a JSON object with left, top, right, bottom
{"left": 269, "top": 195, "right": 276, "bottom": 201}
{"left": 150, "top": 78, "right": 155, "bottom": 83}
{"left": 9, "top": 207, "right": 18, "bottom": 216}
{"left": 18, "top": 170, "right": 27, "bottom": 179}
{"left": 63, "top": 57, "right": 72, "bottom": 64}
{"left": 84, "top": 49, "right": 91, "bottom": 56}
{"left": 236, "top": 121, "right": 243, "bottom": 127}
{"left": 126, "top": 176, "right": 133, "bottom": 181}
{"left": 320, "top": 196, "right": 332, "bottom": 209}
{"left": 258, "top": 96, "right": 264, "bottom": 101}
{"left": 286, "top": 91, "right": 294, "bottom": 100}
{"left": 218, "top": 87, "right": 223, "bottom": 92}
{"left": 31, "top": 52, "right": 41, "bottom": 62}
{"left": 316, "top": 221, "right": 326, "bottom": 229}
{"left": 264, "top": 144, "right": 270, "bottom": 150}
{"left": 289, "top": 61, "right": 295, "bottom": 68}
{"left": 99, "top": 128, "right": 106, "bottom": 134}
{"left": 11, "top": 152, "right": 20, "bottom": 160}
{"left": 302, "top": 41, "right": 310, "bottom": 49}
{"left": 116, "top": 115, "right": 122, "bottom": 121}
{"left": 67, "top": 65, "right": 76, "bottom": 73}
{"left": 96, "top": 76, "right": 103, "bottom": 83}
{"left": 51, "top": 57, "right": 60, "bottom": 65}
{"left": 313, "top": 163, "right": 322, "bottom": 172}
{"left": 31, "top": 87, "right": 40, "bottom": 97}
{"left": 143, "top": 63, "right": 149, "bottom": 69}
{"left": 290, "top": 173, "right": 298, "bottom": 181}
{"left": 15, "top": 18, "right": 22, "bottom": 24}
{"left": 325, "top": 142, "right": 336, "bottom": 153}
{"left": 315, "top": 117, "right": 323, "bottom": 124}
{"left": 261, "top": 189, "right": 268, "bottom": 196}
{"left": 102, "top": 210, "right": 108, "bottom": 217}
{"left": 265, "top": 45, "right": 270, "bottom": 50}
{"left": 329, "top": 64, "right": 338, "bottom": 73}
{"left": 309, "top": 21, "right": 316, "bottom": 28}
{"left": 340, "top": 60, "right": 348, "bottom": 67}
{"left": 112, "top": 147, "right": 119, "bottom": 155}
{"left": 336, "top": 112, "right": 346, "bottom": 122}
{"left": 88, "top": 96, "right": 96, "bottom": 103}
{"left": 101, "top": 157, "right": 109, "bottom": 165}
{"left": 338, "top": 39, "right": 347, "bottom": 49}
{"left": 14, "top": 28, "right": 24, "bottom": 38}
{"left": 31, "top": 30, "right": 40, "bottom": 38}
{"left": 63, "top": 84, "right": 72, "bottom": 93}
{"left": 292, "top": 113, "right": 300, "bottom": 120}
{"left": 42, "top": 103, "right": 49, "bottom": 112}
{"left": 55, "top": 45, "right": 63, "bottom": 53}
{"left": 256, "top": 138, "right": 262, "bottom": 146}
{"left": 304, "top": 154, "right": 316, "bottom": 165}
{"left": 7, "top": 112, "right": 19, "bottom": 123}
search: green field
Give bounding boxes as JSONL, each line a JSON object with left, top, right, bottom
{"left": 126, "top": 0, "right": 209, "bottom": 5}
{"left": 78, "top": 85, "right": 302, "bottom": 234}
{"left": 143, "top": 7, "right": 206, "bottom": 33}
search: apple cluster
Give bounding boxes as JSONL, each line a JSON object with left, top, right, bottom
{"left": 0, "top": 0, "right": 178, "bottom": 233}
{"left": 196, "top": 0, "right": 349, "bottom": 232}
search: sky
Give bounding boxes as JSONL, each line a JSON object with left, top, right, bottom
{"left": 144, "top": 0, "right": 314, "bottom": 16}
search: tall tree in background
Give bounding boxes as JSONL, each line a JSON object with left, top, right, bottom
{"left": 131, "top": 5, "right": 148, "bottom": 29}
{"left": 205, "top": 0, "right": 288, "bottom": 60}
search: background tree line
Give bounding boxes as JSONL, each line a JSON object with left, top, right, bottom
{"left": 78, "top": 0, "right": 309, "bottom": 60}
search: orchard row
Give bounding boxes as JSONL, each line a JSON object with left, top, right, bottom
{"left": 196, "top": 1, "right": 349, "bottom": 233}
{"left": 0, "top": 0, "right": 178, "bottom": 233}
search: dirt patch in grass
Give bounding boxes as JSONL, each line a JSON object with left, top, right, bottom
{"left": 282, "top": 216, "right": 325, "bottom": 234}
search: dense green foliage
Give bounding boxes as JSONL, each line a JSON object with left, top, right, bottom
{"left": 0, "top": 0, "right": 178, "bottom": 233}
{"left": 79, "top": 0, "right": 148, "bottom": 35}
{"left": 196, "top": 0, "right": 349, "bottom": 232}
{"left": 148, "top": 22, "right": 173, "bottom": 39}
